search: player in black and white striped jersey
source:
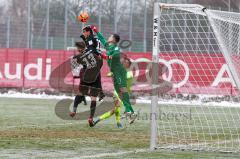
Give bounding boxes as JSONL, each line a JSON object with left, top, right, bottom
{"left": 70, "top": 41, "right": 103, "bottom": 127}
{"left": 80, "top": 25, "right": 105, "bottom": 101}
{"left": 70, "top": 26, "right": 105, "bottom": 120}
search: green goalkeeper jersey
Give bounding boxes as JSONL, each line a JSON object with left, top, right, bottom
{"left": 96, "top": 32, "right": 125, "bottom": 73}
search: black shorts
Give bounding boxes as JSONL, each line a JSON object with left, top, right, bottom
{"left": 79, "top": 73, "right": 103, "bottom": 97}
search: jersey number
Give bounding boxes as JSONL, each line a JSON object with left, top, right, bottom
{"left": 82, "top": 54, "right": 97, "bottom": 69}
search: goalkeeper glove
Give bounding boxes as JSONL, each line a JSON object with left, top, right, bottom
{"left": 91, "top": 25, "right": 99, "bottom": 33}
{"left": 100, "top": 54, "right": 112, "bottom": 60}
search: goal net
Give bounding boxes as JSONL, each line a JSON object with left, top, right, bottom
{"left": 151, "top": 3, "right": 240, "bottom": 153}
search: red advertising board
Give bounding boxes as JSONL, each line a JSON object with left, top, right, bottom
{"left": 0, "top": 48, "right": 238, "bottom": 95}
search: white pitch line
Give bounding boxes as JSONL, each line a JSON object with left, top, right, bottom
{"left": 73, "top": 149, "right": 148, "bottom": 159}
{"left": 3, "top": 122, "right": 76, "bottom": 129}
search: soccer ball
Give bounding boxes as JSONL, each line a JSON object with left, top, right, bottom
{"left": 78, "top": 11, "right": 89, "bottom": 23}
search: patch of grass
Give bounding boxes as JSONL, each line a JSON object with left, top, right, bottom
{"left": 0, "top": 97, "right": 240, "bottom": 158}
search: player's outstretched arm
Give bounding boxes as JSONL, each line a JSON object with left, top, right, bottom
{"left": 91, "top": 25, "right": 109, "bottom": 47}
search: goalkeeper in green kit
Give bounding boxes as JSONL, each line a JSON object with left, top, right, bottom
{"left": 91, "top": 25, "right": 137, "bottom": 124}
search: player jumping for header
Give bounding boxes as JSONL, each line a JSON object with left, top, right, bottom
{"left": 70, "top": 26, "right": 104, "bottom": 119}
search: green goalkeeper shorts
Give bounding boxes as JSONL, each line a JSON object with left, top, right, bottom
{"left": 112, "top": 71, "right": 127, "bottom": 93}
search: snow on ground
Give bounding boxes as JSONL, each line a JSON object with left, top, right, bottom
{"left": 137, "top": 98, "right": 240, "bottom": 107}
{"left": 0, "top": 90, "right": 73, "bottom": 100}
{"left": 0, "top": 148, "right": 147, "bottom": 159}
{"left": 0, "top": 90, "right": 239, "bottom": 107}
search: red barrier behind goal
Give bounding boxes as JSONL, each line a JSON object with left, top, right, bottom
{"left": 0, "top": 48, "right": 238, "bottom": 95}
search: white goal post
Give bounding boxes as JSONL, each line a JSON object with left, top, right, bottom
{"left": 151, "top": 3, "right": 240, "bottom": 152}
